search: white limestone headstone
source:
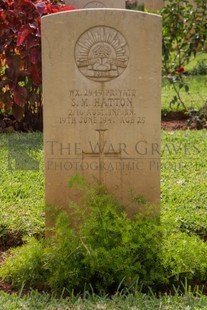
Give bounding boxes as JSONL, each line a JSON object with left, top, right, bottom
{"left": 42, "top": 9, "right": 162, "bottom": 220}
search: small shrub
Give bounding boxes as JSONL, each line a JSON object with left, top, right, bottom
{"left": 2, "top": 177, "right": 207, "bottom": 294}
{"left": 0, "top": 177, "right": 164, "bottom": 294}
{"left": 43, "top": 212, "right": 87, "bottom": 292}
{"left": 0, "top": 237, "right": 45, "bottom": 288}
{"left": 162, "top": 231, "right": 207, "bottom": 282}
{"left": 186, "top": 102, "right": 207, "bottom": 129}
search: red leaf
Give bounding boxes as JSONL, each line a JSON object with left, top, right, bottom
{"left": 28, "top": 36, "right": 40, "bottom": 49}
{"left": 5, "top": 67, "right": 14, "bottom": 78}
{"left": 12, "top": 104, "right": 24, "bottom": 121}
{"left": 17, "top": 25, "right": 33, "bottom": 46}
{"left": 15, "top": 0, "right": 35, "bottom": 10}
{"left": 6, "top": 55, "right": 21, "bottom": 72}
{"left": 30, "top": 47, "right": 40, "bottom": 65}
{"left": 0, "top": 10, "right": 7, "bottom": 21}
{"left": 14, "top": 86, "right": 27, "bottom": 107}
{"left": 44, "top": 4, "right": 53, "bottom": 13}
{"left": 176, "top": 67, "right": 185, "bottom": 73}
{"left": 18, "top": 69, "right": 30, "bottom": 78}
{"left": 51, "top": 7, "right": 59, "bottom": 13}
{"left": 28, "top": 64, "right": 41, "bottom": 86}
{"left": 59, "top": 6, "right": 76, "bottom": 11}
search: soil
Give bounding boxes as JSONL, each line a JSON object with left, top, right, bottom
{"left": 162, "top": 119, "right": 187, "bottom": 130}
{"left": 161, "top": 111, "right": 188, "bottom": 130}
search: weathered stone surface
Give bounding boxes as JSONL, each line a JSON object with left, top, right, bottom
{"left": 65, "top": 0, "right": 126, "bottom": 9}
{"left": 141, "top": 0, "right": 163, "bottom": 10}
{"left": 42, "top": 9, "right": 162, "bottom": 219}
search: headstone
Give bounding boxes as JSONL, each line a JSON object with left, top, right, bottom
{"left": 42, "top": 9, "right": 162, "bottom": 219}
{"left": 65, "top": 0, "right": 126, "bottom": 9}
{"left": 142, "top": 0, "right": 163, "bottom": 10}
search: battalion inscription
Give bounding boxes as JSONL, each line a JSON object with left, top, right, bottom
{"left": 75, "top": 26, "right": 129, "bottom": 82}
{"left": 59, "top": 88, "right": 146, "bottom": 125}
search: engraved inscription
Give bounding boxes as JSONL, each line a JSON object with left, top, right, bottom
{"left": 82, "top": 129, "right": 121, "bottom": 182}
{"left": 59, "top": 88, "right": 146, "bottom": 125}
{"left": 75, "top": 26, "right": 129, "bottom": 82}
{"left": 84, "top": 1, "right": 106, "bottom": 8}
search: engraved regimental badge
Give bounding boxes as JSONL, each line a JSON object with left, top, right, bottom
{"left": 75, "top": 26, "right": 129, "bottom": 82}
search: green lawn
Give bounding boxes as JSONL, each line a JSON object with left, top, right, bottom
{"left": 1, "top": 288, "right": 207, "bottom": 309}
{"left": 0, "top": 133, "right": 44, "bottom": 236}
{"left": 0, "top": 130, "right": 207, "bottom": 308}
{"left": 162, "top": 75, "right": 207, "bottom": 111}
{"left": 162, "top": 52, "right": 207, "bottom": 111}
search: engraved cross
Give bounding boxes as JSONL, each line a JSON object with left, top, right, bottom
{"left": 82, "top": 129, "right": 121, "bottom": 182}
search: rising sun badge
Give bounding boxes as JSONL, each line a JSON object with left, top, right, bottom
{"left": 75, "top": 26, "right": 129, "bottom": 82}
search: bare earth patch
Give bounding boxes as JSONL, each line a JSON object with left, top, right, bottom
{"left": 161, "top": 120, "right": 187, "bottom": 130}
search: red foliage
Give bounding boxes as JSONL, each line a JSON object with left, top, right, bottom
{"left": 175, "top": 67, "right": 185, "bottom": 74}
{"left": 0, "top": 0, "right": 75, "bottom": 128}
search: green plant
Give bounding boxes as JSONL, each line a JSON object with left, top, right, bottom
{"left": 0, "top": 177, "right": 164, "bottom": 294}
{"left": 190, "top": 58, "right": 207, "bottom": 75}
{"left": 162, "top": 231, "right": 207, "bottom": 282}
{"left": 126, "top": 1, "right": 145, "bottom": 11}
{"left": 162, "top": 74, "right": 207, "bottom": 111}
{"left": 161, "top": 0, "right": 207, "bottom": 110}
{"left": 2, "top": 288, "right": 207, "bottom": 309}
{"left": 0, "top": 0, "right": 75, "bottom": 130}
{"left": 0, "top": 132, "right": 44, "bottom": 236}
{"left": 0, "top": 237, "right": 45, "bottom": 288}
{"left": 186, "top": 102, "right": 207, "bottom": 129}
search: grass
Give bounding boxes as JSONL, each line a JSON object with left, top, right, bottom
{"left": 162, "top": 75, "right": 207, "bottom": 111}
{"left": 0, "top": 133, "right": 44, "bottom": 236}
{"left": 0, "top": 129, "right": 207, "bottom": 308}
{"left": 185, "top": 52, "right": 207, "bottom": 72}
{"left": 162, "top": 52, "right": 207, "bottom": 111}
{"left": 161, "top": 130, "right": 207, "bottom": 236}
{"left": 2, "top": 288, "right": 207, "bottom": 309}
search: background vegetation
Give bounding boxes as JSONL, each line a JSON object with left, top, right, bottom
{"left": 0, "top": 0, "right": 206, "bottom": 130}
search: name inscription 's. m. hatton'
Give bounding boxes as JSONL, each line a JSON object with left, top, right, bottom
{"left": 59, "top": 88, "right": 146, "bottom": 125}
{"left": 75, "top": 26, "right": 129, "bottom": 82}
